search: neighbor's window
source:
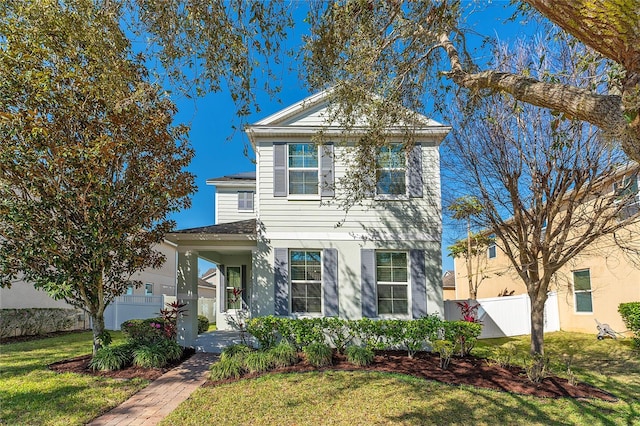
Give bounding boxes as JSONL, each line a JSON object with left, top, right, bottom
{"left": 376, "top": 251, "right": 408, "bottom": 315}
{"left": 226, "top": 266, "right": 242, "bottom": 310}
{"left": 614, "top": 173, "right": 639, "bottom": 201}
{"left": 573, "top": 269, "right": 593, "bottom": 313}
{"left": 487, "top": 235, "right": 497, "bottom": 259}
{"left": 288, "top": 143, "right": 319, "bottom": 195}
{"left": 126, "top": 285, "right": 134, "bottom": 295}
{"left": 238, "top": 191, "right": 254, "bottom": 211}
{"left": 376, "top": 144, "right": 406, "bottom": 196}
{"left": 144, "top": 283, "right": 153, "bottom": 295}
{"left": 290, "top": 250, "right": 322, "bottom": 314}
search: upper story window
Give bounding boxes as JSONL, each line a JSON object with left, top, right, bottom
{"left": 376, "top": 251, "right": 409, "bottom": 315}
{"left": 614, "top": 173, "right": 639, "bottom": 220}
{"left": 376, "top": 144, "right": 407, "bottom": 196}
{"left": 144, "top": 283, "right": 153, "bottom": 295}
{"left": 238, "top": 191, "right": 254, "bottom": 211}
{"left": 288, "top": 143, "right": 319, "bottom": 195}
{"left": 487, "top": 235, "right": 497, "bottom": 259}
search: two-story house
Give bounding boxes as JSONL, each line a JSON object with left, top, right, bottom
{"left": 166, "top": 91, "right": 451, "bottom": 345}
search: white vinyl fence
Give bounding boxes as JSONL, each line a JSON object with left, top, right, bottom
{"left": 444, "top": 292, "right": 560, "bottom": 339}
{"left": 104, "top": 295, "right": 217, "bottom": 330}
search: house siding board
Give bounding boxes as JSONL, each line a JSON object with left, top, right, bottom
{"left": 257, "top": 141, "right": 441, "bottom": 237}
{"left": 273, "top": 247, "right": 289, "bottom": 316}
{"left": 361, "top": 248, "right": 377, "bottom": 318}
{"left": 323, "top": 248, "right": 339, "bottom": 316}
{"left": 215, "top": 188, "right": 255, "bottom": 224}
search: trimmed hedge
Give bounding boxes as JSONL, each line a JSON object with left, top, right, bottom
{"left": 120, "top": 318, "right": 168, "bottom": 343}
{"left": 246, "top": 316, "right": 482, "bottom": 357}
{"left": 619, "top": 302, "right": 640, "bottom": 348}
{"left": 0, "top": 308, "right": 77, "bottom": 338}
{"left": 198, "top": 315, "right": 210, "bottom": 334}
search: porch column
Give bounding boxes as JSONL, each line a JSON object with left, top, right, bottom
{"left": 177, "top": 249, "right": 199, "bottom": 347}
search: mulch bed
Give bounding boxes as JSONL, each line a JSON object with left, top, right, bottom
{"left": 208, "top": 350, "right": 617, "bottom": 402}
{"left": 47, "top": 348, "right": 616, "bottom": 401}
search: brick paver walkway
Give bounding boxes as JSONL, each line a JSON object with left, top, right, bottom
{"left": 88, "top": 352, "right": 218, "bottom": 426}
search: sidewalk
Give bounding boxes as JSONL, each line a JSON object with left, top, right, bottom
{"left": 87, "top": 332, "right": 230, "bottom": 426}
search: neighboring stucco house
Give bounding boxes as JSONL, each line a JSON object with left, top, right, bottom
{"left": 452, "top": 169, "right": 640, "bottom": 335}
{"left": 165, "top": 90, "right": 450, "bottom": 345}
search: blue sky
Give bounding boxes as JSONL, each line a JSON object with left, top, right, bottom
{"left": 164, "top": 1, "right": 537, "bottom": 275}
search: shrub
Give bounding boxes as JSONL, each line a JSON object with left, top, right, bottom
{"left": 197, "top": 315, "right": 210, "bottom": 334}
{"left": 351, "top": 318, "right": 387, "bottom": 350}
{"left": 269, "top": 342, "right": 298, "bottom": 368}
{"left": 618, "top": 302, "right": 640, "bottom": 348}
{"left": 345, "top": 345, "right": 374, "bottom": 366}
{"left": 322, "top": 317, "right": 355, "bottom": 353}
{"left": 523, "top": 353, "right": 550, "bottom": 383}
{"left": 89, "top": 343, "right": 134, "bottom": 371}
{"left": 277, "top": 318, "right": 326, "bottom": 350}
{"left": 133, "top": 342, "right": 169, "bottom": 368}
{"left": 440, "top": 321, "right": 482, "bottom": 356}
{"left": 220, "top": 344, "right": 253, "bottom": 361}
{"left": 0, "top": 308, "right": 77, "bottom": 338}
{"left": 244, "top": 350, "right": 274, "bottom": 373}
{"left": 120, "top": 318, "right": 167, "bottom": 344}
{"left": 209, "top": 357, "right": 244, "bottom": 380}
{"left": 303, "top": 342, "right": 333, "bottom": 367}
{"left": 489, "top": 342, "right": 518, "bottom": 367}
{"left": 157, "top": 338, "right": 183, "bottom": 362}
{"left": 432, "top": 340, "right": 454, "bottom": 370}
{"left": 247, "top": 316, "right": 280, "bottom": 349}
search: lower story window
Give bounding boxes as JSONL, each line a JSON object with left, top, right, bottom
{"left": 290, "top": 250, "right": 322, "bottom": 313}
{"left": 573, "top": 269, "right": 593, "bottom": 313}
{"left": 376, "top": 251, "right": 408, "bottom": 315}
{"left": 144, "top": 283, "right": 153, "bottom": 295}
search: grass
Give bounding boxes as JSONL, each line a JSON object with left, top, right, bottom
{"left": 161, "top": 332, "right": 640, "bottom": 425}
{"left": 0, "top": 331, "right": 149, "bottom": 426}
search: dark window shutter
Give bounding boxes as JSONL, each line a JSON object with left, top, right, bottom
{"left": 361, "top": 249, "right": 377, "bottom": 318}
{"left": 219, "top": 264, "right": 226, "bottom": 313}
{"left": 323, "top": 248, "right": 339, "bottom": 316}
{"left": 241, "top": 264, "right": 248, "bottom": 308}
{"left": 320, "top": 144, "right": 335, "bottom": 197}
{"left": 408, "top": 144, "right": 423, "bottom": 198}
{"left": 274, "top": 248, "right": 289, "bottom": 316}
{"left": 410, "top": 249, "right": 427, "bottom": 318}
{"left": 274, "top": 143, "right": 287, "bottom": 197}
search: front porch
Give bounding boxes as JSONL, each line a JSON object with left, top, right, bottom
{"left": 165, "top": 219, "right": 257, "bottom": 347}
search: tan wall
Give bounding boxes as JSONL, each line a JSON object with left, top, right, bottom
{"left": 454, "top": 227, "right": 640, "bottom": 335}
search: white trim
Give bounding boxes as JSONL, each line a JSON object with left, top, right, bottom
{"left": 572, "top": 268, "right": 593, "bottom": 314}
{"left": 289, "top": 249, "right": 323, "bottom": 315}
{"left": 264, "top": 231, "right": 439, "bottom": 242}
{"left": 375, "top": 250, "right": 411, "bottom": 317}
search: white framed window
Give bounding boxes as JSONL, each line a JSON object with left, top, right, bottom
{"left": 144, "top": 283, "right": 153, "bottom": 295}
{"left": 376, "top": 144, "right": 407, "bottom": 196}
{"left": 290, "top": 250, "right": 322, "bottom": 314}
{"left": 288, "top": 143, "right": 319, "bottom": 195}
{"left": 487, "top": 235, "right": 497, "bottom": 259}
{"left": 226, "top": 266, "right": 243, "bottom": 310}
{"left": 376, "top": 251, "right": 409, "bottom": 315}
{"left": 614, "top": 173, "right": 639, "bottom": 219}
{"left": 573, "top": 269, "right": 593, "bottom": 313}
{"left": 126, "top": 285, "right": 134, "bottom": 295}
{"left": 238, "top": 191, "right": 254, "bottom": 211}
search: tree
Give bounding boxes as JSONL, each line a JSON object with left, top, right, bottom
{"left": 443, "top": 37, "right": 640, "bottom": 354}
{"left": 302, "top": 0, "right": 640, "bottom": 163}
{"left": 447, "top": 195, "right": 492, "bottom": 300}
{"left": 0, "top": 0, "right": 195, "bottom": 354}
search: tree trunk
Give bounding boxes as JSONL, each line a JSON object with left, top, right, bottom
{"left": 91, "top": 313, "right": 106, "bottom": 356}
{"left": 529, "top": 295, "right": 546, "bottom": 356}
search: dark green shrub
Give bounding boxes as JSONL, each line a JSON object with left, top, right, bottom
{"left": 440, "top": 320, "right": 482, "bottom": 356}
{"left": 120, "top": 318, "right": 167, "bottom": 344}
{"left": 133, "top": 342, "right": 169, "bottom": 368}
{"left": 157, "top": 338, "right": 183, "bottom": 362}
{"left": 345, "top": 345, "right": 374, "bottom": 366}
{"left": 277, "top": 318, "right": 325, "bottom": 350}
{"left": 247, "top": 316, "right": 280, "bottom": 349}
{"left": 303, "top": 342, "right": 333, "bottom": 367}
{"left": 269, "top": 341, "right": 298, "bottom": 368}
{"left": 619, "top": 302, "right": 640, "bottom": 348}
{"left": 352, "top": 318, "right": 387, "bottom": 350}
{"left": 89, "top": 343, "right": 134, "bottom": 371}
{"left": 244, "top": 350, "right": 274, "bottom": 373}
{"left": 0, "top": 308, "right": 77, "bottom": 338}
{"left": 209, "top": 357, "right": 244, "bottom": 380}
{"left": 220, "top": 344, "right": 252, "bottom": 361}
{"left": 197, "top": 315, "right": 210, "bottom": 334}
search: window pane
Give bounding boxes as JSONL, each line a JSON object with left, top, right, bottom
{"left": 307, "top": 297, "right": 322, "bottom": 313}
{"left": 291, "top": 283, "right": 305, "bottom": 297}
{"left": 377, "top": 267, "right": 392, "bottom": 282}
{"left": 307, "top": 283, "right": 322, "bottom": 298}
{"left": 378, "top": 284, "right": 392, "bottom": 298}
{"left": 289, "top": 171, "right": 318, "bottom": 195}
{"left": 289, "top": 143, "right": 318, "bottom": 167}
{"left": 393, "top": 267, "right": 408, "bottom": 283}
{"left": 378, "top": 299, "right": 393, "bottom": 315}
{"left": 376, "top": 252, "right": 392, "bottom": 266}
{"left": 292, "top": 298, "right": 306, "bottom": 313}
{"left": 394, "top": 300, "right": 409, "bottom": 314}
{"left": 227, "top": 267, "right": 241, "bottom": 287}
{"left": 392, "top": 284, "right": 407, "bottom": 299}
{"left": 575, "top": 292, "right": 593, "bottom": 313}
{"left": 573, "top": 270, "right": 591, "bottom": 291}
{"left": 290, "top": 266, "right": 306, "bottom": 281}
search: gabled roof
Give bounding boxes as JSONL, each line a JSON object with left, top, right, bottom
{"left": 245, "top": 88, "right": 451, "bottom": 144}
{"left": 200, "top": 267, "right": 217, "bottom": 280}
{"left": 443, "top": 270, "right": 456, "bottom": 289}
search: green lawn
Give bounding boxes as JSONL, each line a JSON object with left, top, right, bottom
{"left": 0, "top": 331, "right": 149, "bottom": 426}
{"left": 161, "top": 332, "right": 640, "bottom": 426}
